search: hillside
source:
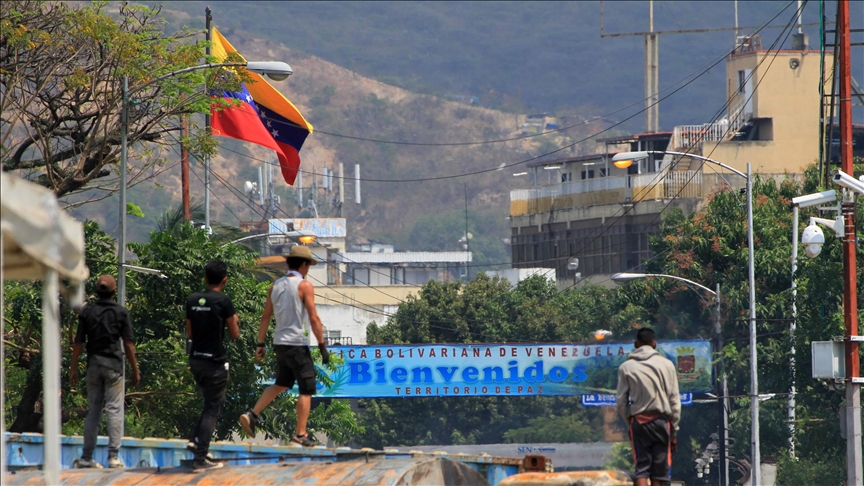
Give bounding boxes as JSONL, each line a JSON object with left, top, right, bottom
{"left": 159, "top": 1, "right": 850, "bottom": 130}
{"left": 68, "top": 22, "right": 606, "bottom": 266}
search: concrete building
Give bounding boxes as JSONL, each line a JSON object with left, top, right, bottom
{"left": 485, "top": 268, "right": 556, "bottom": 287}
{"left": 509, "top": 36, "right": 847, "bottom": 287}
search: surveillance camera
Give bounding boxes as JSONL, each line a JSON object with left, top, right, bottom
{"left": 801, "top": 222, "right": 825, "bottom": 258}
{"left": 791, "top": 190, "right": 836, "bottom": 208}
{"left": 832, "top": 170, "right": 864, "bottom": 195}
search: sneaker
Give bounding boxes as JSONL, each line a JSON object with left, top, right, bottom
{"left": 77, "top": 458, "right": 103, "bottom": 469}
{"left": 192, "top": 458, "right": 224, "bottom": 470}
{"left": 107, "top": 456, "right": 123, "bottom": 468}
{"left": 239, "top": 410, "right": 259, "bottom": 437}
{"left": 290, "top": 433, "right": 318, "bottom": 447}
{"left": 186, "top": 441, "right": 197, "bottom": 453}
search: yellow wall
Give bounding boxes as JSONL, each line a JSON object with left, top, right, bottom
{"left": 715, "top": 50, "right": 830, "bottom": 174}
{"left": 317, "top": 285, "right": 418, "bottom": 306}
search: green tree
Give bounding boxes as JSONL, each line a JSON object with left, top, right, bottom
{"left": 355, "top": 274, "right": 618, "bottom": 449}
{"left": 4, "top": 220, "right": 361, "bottom": 444}
{"left": 617, "top": 166, "right": 860, "bottom": 483}
{"left": 0, "top": 0, "right": 243, "bottom": 201}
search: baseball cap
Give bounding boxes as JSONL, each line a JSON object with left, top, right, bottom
{"left": 96, "top": 275, "right": 117, "bottom": 293}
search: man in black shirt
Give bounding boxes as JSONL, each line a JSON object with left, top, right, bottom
{"left": 71, "top": 274, "right": 139, "bottom": 469}
{"left": 185, "top": 260, "right": 239, "bottom": 470}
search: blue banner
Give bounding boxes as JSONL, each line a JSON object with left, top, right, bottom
{"left": 305, "top": 341, "right": 711, "bottom": 398}
{"left": 581, "top": 393, "right": 694, "bottom": 407}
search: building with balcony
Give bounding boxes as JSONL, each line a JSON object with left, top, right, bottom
{"left": 509, "top": 36, "right": 847, "bottom": 287}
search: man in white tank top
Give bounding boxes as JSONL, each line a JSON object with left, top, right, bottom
{"left": 239, "top": 245, "right": 329, "bottom": 447}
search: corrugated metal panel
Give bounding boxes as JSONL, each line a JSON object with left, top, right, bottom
{"left": 5, "top": 457, "right": 492, "bottom": 486}
{"left": 334, "top": 252, "right": 472, "bottom": 264}
{"left": 3, "top": 433, "right": 529, "bottom": 485}
{"left": 499, "top": 470, "right": 632, "bottom": 486}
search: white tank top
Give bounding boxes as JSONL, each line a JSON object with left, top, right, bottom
{"left": 271, "top": 275, "right": 310, "bottom": 345}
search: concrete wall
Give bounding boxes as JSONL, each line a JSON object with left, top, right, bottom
{"left": 317, "top": 304, "right": 400, "bottom": 345}
{"left": 712, "top": 50, "right": 829, "bottom": 174}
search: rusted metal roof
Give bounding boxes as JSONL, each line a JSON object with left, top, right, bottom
{"left": 6, "top": 456, "right": 491, "bottom": 486}
{"left": 499, "top": 470, "right": 633, "bottom": 486}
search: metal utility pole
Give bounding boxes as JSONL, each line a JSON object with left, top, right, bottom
{"left": 118, "top": 76, "right": 128, "bottom": 307}
{"left": 747, "top": 162, "right": 760, "bottom": 486}
{"left": 645, "top": 0, "right": 659, "bottom": 132}
{"left": 839, "top": 0, "right": 863, "bottom": 483}
{"left": 181, "top": 106, "right": 191, "bottom": 221}
{"left": 599, "top": 1, "right": 825, "bottom": 134}
{"left": 715, "top": 282, "right": 729, "bottom": 486}
{"left": 203, "top": 6, "right": 212, "bottom": 232}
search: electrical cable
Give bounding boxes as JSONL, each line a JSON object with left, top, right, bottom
{"left": 553, "top": 0, "right": 807, "bottom": 293}
{"left": 166, "top": 2, "right": 802, "bottom": 343}
{"left": 201, "top": 2, "right": 800, "bottom": 284}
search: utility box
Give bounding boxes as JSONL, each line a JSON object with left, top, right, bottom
{"left": 812, "top": 341, "right": 845, "bottom": 379}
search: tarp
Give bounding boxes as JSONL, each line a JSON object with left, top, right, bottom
{"left": 1, "top": 171, "right": 88, "bottom": 485}
{"left": 0, "top": 172, "right": 88, "bottom": 282}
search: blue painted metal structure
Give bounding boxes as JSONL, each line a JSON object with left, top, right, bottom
{"left": 4, "top": 433, "right": 528, "bottom": 486}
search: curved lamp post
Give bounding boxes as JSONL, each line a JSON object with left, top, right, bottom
{"left": 118, "top": 61, "right": 293, "bottom": 306}
{"left": 220, "top": 231, "right": 317, "bottom": 248}
{"left": 612, "top": 149, "right": 758, "bottom": 485}
{"left": 612, "top": 272, "right": 729, "bottom": 486}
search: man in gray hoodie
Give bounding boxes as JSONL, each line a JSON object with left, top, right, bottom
{"left": 616, "top": 328, "right": 681, "bottom": 486}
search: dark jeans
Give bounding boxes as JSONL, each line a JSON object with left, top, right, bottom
{"left": 82, "top": 364, "right": 125, "bottom": 460}
{"left": 189, "top": 358, "right": 229, "bottom": 459}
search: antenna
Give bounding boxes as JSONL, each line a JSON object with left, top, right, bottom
{"left": 339, "top": 163, "right": 345, "bottom": 217}
{"left": 257, "top": 167, "right": 264, "bottom": 206}
{"left": 355, "top": 164, "right": 361, "bottom": 205}
{"left": 296, "top": 166, "right": 303, "bottom": 209}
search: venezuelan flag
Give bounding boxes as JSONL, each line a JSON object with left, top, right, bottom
{"left": 211, "top": 28, "right": 313, "bottom": 185}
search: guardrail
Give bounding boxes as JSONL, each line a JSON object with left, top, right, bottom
{"left": 510, "top": 171, "right": 703, "bottom": 216}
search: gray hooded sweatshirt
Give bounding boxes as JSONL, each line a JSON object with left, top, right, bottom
{"left": 615, "top": 345, "right": 681, "bottom": 433}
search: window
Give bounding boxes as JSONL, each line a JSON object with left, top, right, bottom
{"left": 738, "top": 70, "right": 747, "bottom": 93}
{"left": 561, "top": 172, "right": 572, "bottom": 183}
{"left": 391, "top": 267, "right": 405, "bottom": 285}
{"left": 352, "top": 268, "right": 369, "bottom": 285}
{"left": 599, "top": 168, "right": 608, "bottom": 177}
{"left": 580, "top": 170, "right": 595, "bottom": 180}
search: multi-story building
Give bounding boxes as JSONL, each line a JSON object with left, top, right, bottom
{"left": 509, "top": 36, "right": 858, "bottom": 287}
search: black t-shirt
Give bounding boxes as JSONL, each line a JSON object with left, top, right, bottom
{"left": 75, "top": 299, "right": 134, "bottom": 372}
{"left": 186, "top": 289, "right": 236, "bottom": 362}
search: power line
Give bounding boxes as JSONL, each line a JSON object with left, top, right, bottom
{"left": 553, "top": 0, "right": 806, "bottom": 293}
{"left": 216, "top": 43, "right": 736, "bottom": 184}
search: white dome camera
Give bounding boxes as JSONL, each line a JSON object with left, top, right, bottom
{"left": 802, "top": 222, "right": 825, "bottom": 258}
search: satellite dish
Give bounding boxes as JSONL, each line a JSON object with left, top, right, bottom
{"left": 466, "top": 232, "right": 473, "bottom": 239}
{"left": 567, "top": 257, "right": 579, "bottom": 270}
{"left": 244, "top": 181, "right": 258, "bottom": 195}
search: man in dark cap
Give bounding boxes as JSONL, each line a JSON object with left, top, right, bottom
{"left": 71, "top": 274, "right": 139, "bottom": 468}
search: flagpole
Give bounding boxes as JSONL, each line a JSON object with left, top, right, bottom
{"left": 204, "top": 6, "right": 212, "bottom": 232}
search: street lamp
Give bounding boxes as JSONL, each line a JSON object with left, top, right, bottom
{"left": 220, "top": 230, "right": 317, "bottom": 248}
{"left": 118, "top": 60, "right": 293, "bottom": 306}
{"left": 612, "top": 150, "right": 759, "bottom": 486}
{"left": 612, "top": 272, "right": 729, "bottom": 486}
{"left": 790, "top": 190, "right": 840, "bottom": 456}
